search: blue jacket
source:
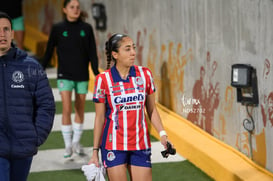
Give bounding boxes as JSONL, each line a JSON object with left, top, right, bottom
{"left": 0, "top": 47, "right": 55, "bottom": 159}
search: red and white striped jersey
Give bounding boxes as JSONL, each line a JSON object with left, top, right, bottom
{"left": 93, "top": 65, "right": 156, "bottom": 151}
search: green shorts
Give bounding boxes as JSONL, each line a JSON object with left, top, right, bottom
{"left": 57, "top": 79, "right": 89, "bottom": 94}
{"left": 12, "top": 16, "right": 25, "bottom": 31}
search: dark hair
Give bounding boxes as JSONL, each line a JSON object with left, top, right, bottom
{"left": 63, "top": 0, "right": 72, "bottom": 7}
{"left": 0, "top": 11, "right": 12, "bottom": 29}
{"left": 63, "top": 0, "right": 88, "bottom": 21}
{"left": 105, "top": 33, "right": 128, "bottom": 69}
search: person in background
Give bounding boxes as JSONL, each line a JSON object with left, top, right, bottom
{"left": 42, "top": 0, "right": 100, "bottom": 158}
{"left": 0, "top": 0, "right": 25, "bottom": 49}
{"left": 0, "top": 11, "right": 55, "bottom": 181}
{"left": 88, "top": 33, "right": 173, "bottom": 181}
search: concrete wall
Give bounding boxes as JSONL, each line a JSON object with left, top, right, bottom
{"left": 23, "top": 0, "right": 273, "bottom": 173}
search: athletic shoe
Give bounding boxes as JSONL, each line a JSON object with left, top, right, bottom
{"left": 72, "top": 142, "right": 84, "bottom": 155}
{"left": 64, "top": 146, "right": 72, "bottom": 158}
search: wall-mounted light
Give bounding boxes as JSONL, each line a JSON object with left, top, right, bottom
{"left": 231, "top": 64, "right": 258, "bottom": 106}
{"left": 91, "top": 3, "right": 107, "bottom": 31}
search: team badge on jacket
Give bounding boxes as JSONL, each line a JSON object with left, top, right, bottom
{"left": 12, "top": 71, "right": 24, "bottom": 83}
{"left": 11, "top": 71, "right": 25, "bottom": 89}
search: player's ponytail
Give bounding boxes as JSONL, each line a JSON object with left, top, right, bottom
{"left": 105, "top": 41, "right": 112, "bottom": 69}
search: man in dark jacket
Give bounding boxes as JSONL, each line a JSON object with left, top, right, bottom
{"left": 0, "top": 11, "right": 55, "bottom": 181}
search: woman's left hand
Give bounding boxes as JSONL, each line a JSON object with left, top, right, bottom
{"left": 160, "top": 135, "right": 169, "bottom": 149}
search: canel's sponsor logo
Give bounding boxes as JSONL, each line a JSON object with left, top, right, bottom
{"left": 119, "top": 104, "right": 141, "bottom": 111}
{"left": 114, "top": 93, "right": 144, "bottom": 104}
{"left": 11, "top": 84, "right": 24, "bottom": 88}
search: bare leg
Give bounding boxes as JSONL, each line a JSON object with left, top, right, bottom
{"left": 74, "top": 93, "right": 86, "bottom": 124}
{"left": 107, "top": 164, "right": 128, "bottom": 181}
{"left": 128, "top": 165, "right": 152, "bottom": 181}
{"left": 60, "top": 91, "right": 72, "bottom": 125}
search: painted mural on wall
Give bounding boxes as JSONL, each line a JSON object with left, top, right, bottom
{"left": 144, "top": 30, "right": 194, "bottom": 113}
{"left": 186, "top": 52, "right": 219, "bottom": 134}
{"left": 214, "top": 86, "right": 235, "bottom": 141}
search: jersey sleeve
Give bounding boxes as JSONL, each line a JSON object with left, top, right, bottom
{"left": 93, "top": 74, "right": 106, "bottom": 103}
{"left": 145, "top": 68, "right": 156, "bottom": 95}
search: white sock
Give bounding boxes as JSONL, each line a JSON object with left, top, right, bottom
{"left": 72, "top": 122, "right": 83, "bottom": 144}
{"left": 61, "top": 125, "right": 72, "bottom": 148}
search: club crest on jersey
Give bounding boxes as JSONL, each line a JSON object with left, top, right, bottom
{"left": 135, "top": 77, "right": 144, "bottom": 85}
{"left": 107, "top": 151, "right": 116, "bottom": 161}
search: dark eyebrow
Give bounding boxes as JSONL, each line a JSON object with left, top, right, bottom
{"left": 124, "top": 43, "right": 135, "bottom": 48}
{"left": 4, "top": 26, "right": 11, "bottom": 30}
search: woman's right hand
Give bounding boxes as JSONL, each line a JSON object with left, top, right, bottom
{"left": 88, "top": 150, "right": 100, "bottom": 167}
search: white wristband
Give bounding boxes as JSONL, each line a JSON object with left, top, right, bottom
{"left": 159, "top": 130, "right": 167, "bottom": 137}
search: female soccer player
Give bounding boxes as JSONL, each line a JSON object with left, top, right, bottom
{"left": 42, "top": 0, "right": 100, "bottom": 158}
{"left": 89, "top": 33, "right": 172, "bottom": 181}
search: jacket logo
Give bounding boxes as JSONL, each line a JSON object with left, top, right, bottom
{"left": 62, "top": 31, "right": 68, "bottom": 37}
{"left": 11, "top": 71, "right": 25, "bottom": 89}
{"left": 12, "top": 71, "right": 24, "bottom": 83}
{"left": 80, "top": 30, "right": 86, "bottom": 37}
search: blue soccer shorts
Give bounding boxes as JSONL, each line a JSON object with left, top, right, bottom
{"left": 101, "top": 147, "right": 152, "bottom": 168}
